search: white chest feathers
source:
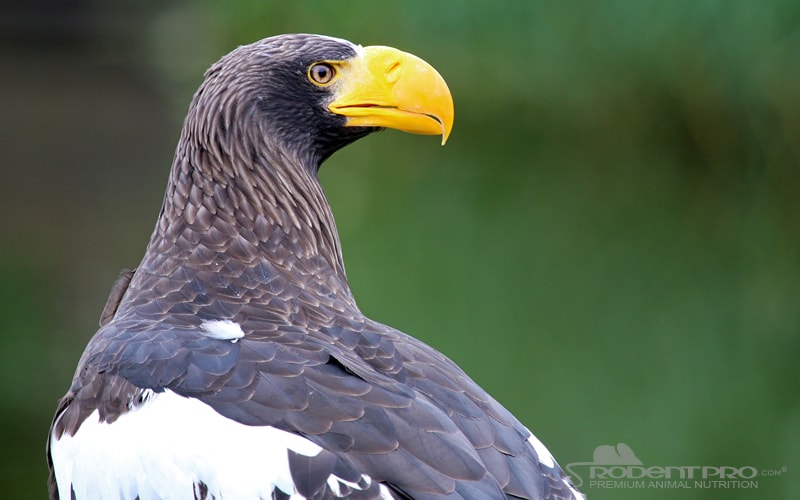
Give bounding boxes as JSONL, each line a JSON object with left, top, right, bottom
{"left": 49, "top": 389, "right": 390, "bottom": 499}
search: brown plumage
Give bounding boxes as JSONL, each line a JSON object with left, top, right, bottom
{"left": 48, "top": 34, "right": 581, "bottom": 499}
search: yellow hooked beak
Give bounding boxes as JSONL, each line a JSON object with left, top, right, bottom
{"left": 326, "top": 45, "right": 454, "bottom": 145}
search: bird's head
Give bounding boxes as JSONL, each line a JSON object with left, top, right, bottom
{"left": 186, "top": 34, "right": 454, "bottom": 169}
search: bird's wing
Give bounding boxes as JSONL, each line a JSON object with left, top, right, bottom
{"left": 51, "top": 313, "right": 579, "bottom": 499}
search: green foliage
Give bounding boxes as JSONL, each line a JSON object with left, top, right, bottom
{"left": 2, "top": 1, "right": 797, "bottom": 498}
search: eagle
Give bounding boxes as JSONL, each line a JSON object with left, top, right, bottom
{"left": 48, "top": 34, "right": 582, "bottom": 500}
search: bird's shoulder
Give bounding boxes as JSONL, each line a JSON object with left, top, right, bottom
{"left": 52, "top": 308, "right": 576, "bottom": 498}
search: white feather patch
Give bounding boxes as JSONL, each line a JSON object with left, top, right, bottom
{"left": 567, "top": 481, "right": 585, "bottom": 499}
{"left": 524, "top": 428, "right": 556, "bottom": 469}
{"left": 201, "top": 319, "right": 245, "bottom": 342}
{"left": 317, "top": 34, "right": 364, "bottom": 56}
{"left": 522, "top": 428, "right": 584, "bottom": 498}
{"left": 50, "top": 390, "right": 337, "bottom": 499}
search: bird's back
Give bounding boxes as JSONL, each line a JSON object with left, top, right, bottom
{"left": 50, "top": 301, "right": 579, "bottom": 499}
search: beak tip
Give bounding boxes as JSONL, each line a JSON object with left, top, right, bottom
{"left": 441, "top": 118, "right": 453, "bottom": 145}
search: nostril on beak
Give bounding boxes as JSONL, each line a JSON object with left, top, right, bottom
{"left": 386, "top": 61, "right": 401, "bottom": 83}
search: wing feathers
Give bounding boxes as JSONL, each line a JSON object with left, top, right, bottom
{"left": 52, "top": 302, "right": 573, "bottom": 498}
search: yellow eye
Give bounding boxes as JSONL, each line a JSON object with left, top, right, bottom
{"left": 308, "top": 63, "right": 337, "bottom": 85}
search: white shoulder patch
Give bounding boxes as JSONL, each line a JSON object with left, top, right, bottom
{"left": 522, "top": 428, "right": 584, "bottom": 499}
{"left": 201, "top": 319, "right": 245, "bottom": 342}
{"left": 567, "top": 481, "right": 585, "bottom": 499}
{"left": 50, "top": 390, "right": 381, "bottom": 499}
{"left": 524, "top": 428, "right": 556, "bottom": 469}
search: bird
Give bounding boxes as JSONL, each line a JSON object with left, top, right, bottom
{"left": 47, "top": 33, "right": 582, "bottom": 500}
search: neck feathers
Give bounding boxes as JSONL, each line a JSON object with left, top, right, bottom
{"left": 116, "top": 62, "right": 355, "bottom": 323}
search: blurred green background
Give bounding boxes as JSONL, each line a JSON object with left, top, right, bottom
{"left": 1, "top": 1, "right": 798, "bottom": 498}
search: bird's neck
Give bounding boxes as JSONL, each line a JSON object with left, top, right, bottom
{"left": 138, "top": 141, "right": 350, "bottom": 299}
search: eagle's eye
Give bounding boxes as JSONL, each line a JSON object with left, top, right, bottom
{"left": 308, "top": 63, "right": 337, "bottom": 86}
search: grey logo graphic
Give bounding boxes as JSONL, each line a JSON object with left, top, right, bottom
{"left": 591, "top": 443, "right": 642, "bottom": 465}
{"left": 565, "top": 443, "right": 786, "bottom": 490}
{"left": 565, "top": 443, "right": 642, "bottom": 487}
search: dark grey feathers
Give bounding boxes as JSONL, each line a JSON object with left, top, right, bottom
{"left": 48, "top": 34, "right": 578, "bottom": 500}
